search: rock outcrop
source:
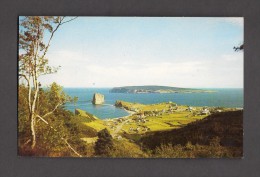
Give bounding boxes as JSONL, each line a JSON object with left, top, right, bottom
{"left": 92, "top": 93, "right": 105, "bottom": 105}
{"left": 115, "top": 100, "right": 123, "bottom": 107}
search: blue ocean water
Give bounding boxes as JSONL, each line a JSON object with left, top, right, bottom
{"left": 63, "top": 88, "right": 243, "bottom": 119}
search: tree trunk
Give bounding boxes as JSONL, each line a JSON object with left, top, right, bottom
{"left": 26, "top": 79, "right": 36, "bottom": 149}
{"left": 30, "top": 112, "right": 36, "bottom": 149}
{"left": 30, "top": 75, "right": 39, "bottom": 149}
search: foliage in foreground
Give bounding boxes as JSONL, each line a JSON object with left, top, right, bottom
{"left": 152, "top": 138, "right": 241, "bottom": 158}
{"left": 108, "top": 140, "right": 147, "bottom": 158}
{"left": 19, "top": 16, "right": 78, "bottom": 149}
{"left": 18, "top": 84, "right": 85, "bottom": 157}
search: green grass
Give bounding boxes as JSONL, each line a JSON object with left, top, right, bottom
{"left": 72, "top": 109, "right": 107, "bottom": 132}
{"left": 84, "top": 120, "right": 107, "bottom": 131}
{"left": 74, "top": 109, "right": 107, "bottom": 132}
{"left": 121, "top": 110, "right": 205, "bottom": 138}
{"left": 75, "top": 109, "right": 98, "bottom": 121}
{"left": 115, "top": 101, "right": 221, "bottom": 134}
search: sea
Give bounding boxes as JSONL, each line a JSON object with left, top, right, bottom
{"left": 63, "top": 88, "right": 243, "bottom": 119}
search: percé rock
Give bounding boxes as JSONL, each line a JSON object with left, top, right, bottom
{"left": 92, "top": 93, "right": 105, "bottom": 105}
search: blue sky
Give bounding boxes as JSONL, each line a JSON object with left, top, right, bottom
{"left": 38, "top": 17, "right": 243, "bottom": 88}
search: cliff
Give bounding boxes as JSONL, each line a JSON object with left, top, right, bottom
{"left": 92, "top": 93, "right": 105, "bottom": 105}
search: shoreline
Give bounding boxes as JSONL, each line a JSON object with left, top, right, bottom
{"left": 71, "top": 100, "right": 243, "bottom": 121}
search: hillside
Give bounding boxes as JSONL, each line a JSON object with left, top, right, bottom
{"left": 75, "top": 109, "right": 98, "bottom": 121}
{"left": 140, "top": 110, "right": 243, "bottom": 153}
{"left": 74, "top": 109, "right": 106, "bottom": 131}
{"left": 109, "top": 85, "right": 214, "bottom": 93}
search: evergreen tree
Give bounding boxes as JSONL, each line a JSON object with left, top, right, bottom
{"left": 94, "top": 128, "right": 114, "bottom": 156}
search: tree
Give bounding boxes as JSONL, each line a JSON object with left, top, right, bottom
{"left": 94, "top": 128, "right": 114, "bottom": 156}
{"left": 18, "top": 83, "right": 81, "bottom": 156}
{"left": 18, "top": 16, "right": 77, "bottom": 149}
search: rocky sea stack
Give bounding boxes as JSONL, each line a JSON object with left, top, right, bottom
{"left": 92, "top": 93, "right": 105, "bottom": 105}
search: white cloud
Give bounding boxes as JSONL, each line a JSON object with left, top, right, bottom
{"left": 222, "top": 52, "right": 243, "bottom": 61}
{"left": 39, "top": 49, "right": 243, "bottom": 88}
{"left": 46, "top": 50, "right": 89, "bottom": 66}
{"left": 224, "top": 17, "right": 244, "bottom": 27}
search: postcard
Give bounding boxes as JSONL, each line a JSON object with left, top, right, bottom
{"left": 18, "top": 16, "right": 243, "bottom": 158}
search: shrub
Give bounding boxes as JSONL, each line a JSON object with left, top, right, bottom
{"left": 108, "top": 140, "right": 147, "bottom": 158}
{"left": 152, "top": 139, "right": 235, "bottom": 158}
{"left": 94, "top": 128, "right": 114, "bottom": 156}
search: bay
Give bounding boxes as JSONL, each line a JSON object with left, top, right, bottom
{"left": 64, "top": 88, "right": 243, "bottom": 119}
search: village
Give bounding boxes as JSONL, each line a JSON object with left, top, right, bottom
{"left": 102, "top": 100, "right": 236, "bottom": 141}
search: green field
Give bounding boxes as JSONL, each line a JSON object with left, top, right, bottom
{"left": 75, "top": 101, "right": 235, "bottom": 142}
{"left": 114, "top": 100, "right": 235, "bottom": 135}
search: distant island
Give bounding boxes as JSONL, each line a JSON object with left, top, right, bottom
{"left": 109, "top": 85, "right": 215, "bottom": 94}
